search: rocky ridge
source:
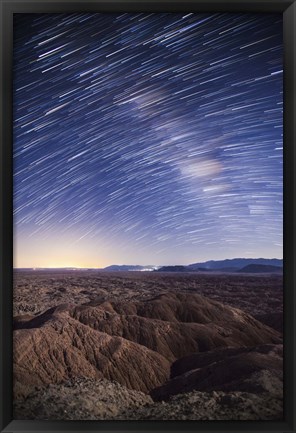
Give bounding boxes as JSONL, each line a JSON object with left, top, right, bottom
{"left": 13, "top": 291, "right": 283, "bottom": 420}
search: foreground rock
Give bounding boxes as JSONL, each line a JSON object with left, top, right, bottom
{"left": 13, "top": 292, "right": 283, "bottom": 420}
{"left": 14, "top": 378, "right": 283, "bottom": 421}
{"left": 152, "top": 344, "right": 283, "bottom": 401}
{"left": 72, "top": 293, "right": 282, "bottom": 361}
{"left": 15, "top": 293, "right": 282, "bottom": 364}
{"left": 14, "top": 305, "right": 170, "bottom": 399}
{"left": 14, "top": 378, "right": 153, "bottom": 420}
{"left": 120, "top": 390, "right": 283, "bottom": 420}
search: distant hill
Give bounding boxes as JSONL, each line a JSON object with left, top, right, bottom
{"left": 156, "top": 258, "right": 283, "bottom": 273}
{"left": 103, "top": 265, "right": 157, "bottom": 272}
{"left": 155, "top": 266, "right": 187, "bottom": 273}
{"left": 237, "top": 264, "right": 283, "bottom": 274}
{"left": 188, "top": 258, "right": 283, "bottom": 272}
{"left": 104, "top": 259, "right": 283, "bottom": 273}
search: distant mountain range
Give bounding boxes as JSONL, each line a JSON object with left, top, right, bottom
{"left": 101, "top": 258, "right": 283, "bottom": 274}
{"left": 187, "top": 258, "right": 283, "bottom": 270}
{"left": 156, "top": 258, "right": 283, "bottom": 274}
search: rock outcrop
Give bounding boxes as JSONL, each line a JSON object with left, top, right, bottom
{"left": 151, "top": 344, "right": 283, "bottom": 401}
{"left": 13, "top": 293, "right": 282, "bottom": 401}
{"left": 14, "top": 306, "right": 170, "bottom": 398}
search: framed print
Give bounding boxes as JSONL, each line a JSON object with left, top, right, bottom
{"left": 0, "top": 0, "right": 295, "bottom": 432}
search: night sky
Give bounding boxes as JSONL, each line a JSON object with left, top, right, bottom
{"left": 13, "top": 13, "right": 283, "bottom": 268}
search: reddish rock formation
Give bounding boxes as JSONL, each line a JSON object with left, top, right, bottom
{"left": 14, "top": 309, "right": 170, "bottom": 399}
{"left": 14, "top": 293, "right": 282, "bottom": 399}
{"left": 71, "top": 293, "right": 282, "bottom": 361}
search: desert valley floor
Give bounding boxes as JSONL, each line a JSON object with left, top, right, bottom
{"left": 13, "top": 270, "right": 283, "bottom": 420}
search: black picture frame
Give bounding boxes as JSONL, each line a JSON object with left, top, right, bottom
{"left": 0, "top": 1, "right": 295, "bottom": 432}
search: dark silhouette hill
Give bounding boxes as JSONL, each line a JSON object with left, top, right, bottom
{"left": 155, "top": 259, "right": 283, "bottom": 273}
{"left": 152, "top": 344, "right": 283, "bottom": 401}
{"left": 237, "top": 264, "right": 283, "bottom": 274}
{"left": 254, "top": 312, "right": 283, "bottom": 333}
{"left": 188, "top": 258, "right": 283, "bottom": 271}
{"left": 154, "top": 266, "right": 187, "bottom": 272}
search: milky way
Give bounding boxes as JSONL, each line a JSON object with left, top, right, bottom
{"left": 13, "top": 12, "right": 283, "bottom": 268}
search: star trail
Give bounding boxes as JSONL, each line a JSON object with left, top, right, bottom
{"left": 13, "top": 12, "right": 283, "bottom": 268}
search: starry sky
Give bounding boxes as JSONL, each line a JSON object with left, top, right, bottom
{"left": 13, "top": 12, "right": 283, "bottom": 269}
